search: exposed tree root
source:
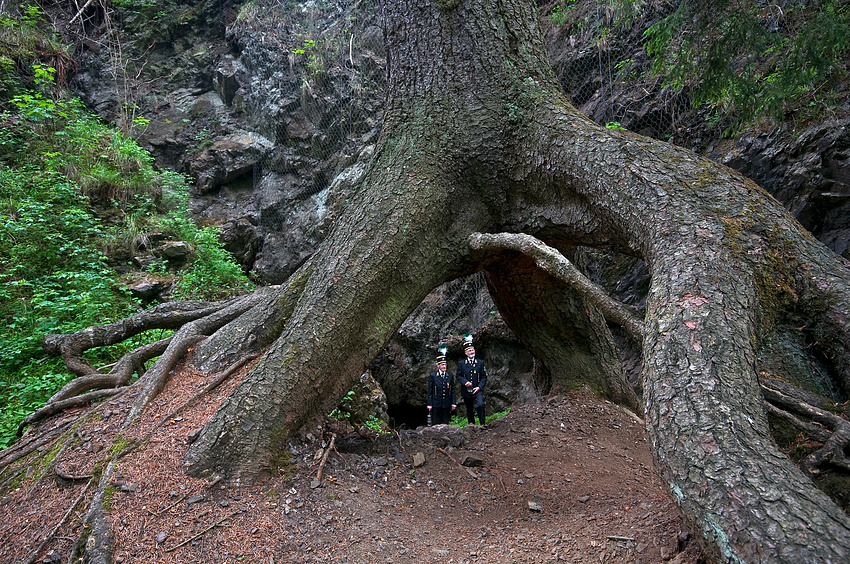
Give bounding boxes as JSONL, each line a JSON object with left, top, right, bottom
{"left": 118, "top": 353, "right": 260, "bottom": 457}
{"left": 762, "top": 377, "right": 850, "bottom": 474}
{"left": 54, "top": 463, "right": 94, "bottom": 482}
{"left": 3, "top": 352, "right": 259, "bottom": 564}
{"left": 468, "top": 232, "right": 645, "bottom": 340}
{"left": 42, "top": 301, "right": 229, "bottom": 376}
{"left": 46, "top": 338, "right": 171, "bottom": 403}
{"left": 18, "top": 387, "right": 129, "bottom": 437}
{"left": 16, "top": 290, "right": 276, "bottom": 443}
{"left": 123, "top": 289, "right": 274, "bottom": 427}
{"left": 0, "top": 420, "right": 72, "bottom": 473}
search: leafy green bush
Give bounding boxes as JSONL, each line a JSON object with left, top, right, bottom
{"left": 0, "top": 11, "right": 252, "bottom": 447}
{"left": 158, "top": 179, "right": 254, "bottom": 301}
{"left": 0, "top": 163, "right": 139, "bottom": 447}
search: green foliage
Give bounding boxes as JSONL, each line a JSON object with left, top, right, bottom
{"left": 546, "top": 0, "right": 576, "bottom": 27}
{"left": 0, "top": 4, "right": 72, "bottom": 89}
{"left": 159, "top": 181, "right": 254, "bottom": 301}
{"left": 363, "top": 415, "right": 389, "bottom": 433}
{"left": 329, "top": 390, "right": 390, "bottom": 433}
{"left": 450, "top": 408, "right": 510, "bottom": 428}
{"left": 329, "top": 390, "right": 357, "bottom": 421}
{"left": 642, "top": 0, "right": 850, "bottom": 132}
{"left": 0, "top": 10, "right": 252, "bottom": 448}
{"left": 0, "top": 131, "right": 140, "bottom": 446}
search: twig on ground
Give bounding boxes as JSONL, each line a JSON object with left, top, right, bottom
{"left": 157, "top": 490, "right": 196, "bottom": 516}
{"left": 393, "top": 429, "right": 405, "bottom": 452}
{"left": 316, "top": 433, "right": 337, "bottom": 481}
{"left": 437, "top": 447, "right": 478, "bottom": 479}
{"left": 490, "top": 468, "right": 509, "bottom": 493}
{"left": 164, "top": 509, "right": 245, "bottom": 552}
{"left": 22, "top": 480, "right": 93, "bottom": 564}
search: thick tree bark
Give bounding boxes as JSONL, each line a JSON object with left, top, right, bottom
{"left": 181, "top": 0, "right": 850, "bottom": 560}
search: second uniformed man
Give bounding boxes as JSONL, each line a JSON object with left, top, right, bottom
{"left": 456, "top": 334, "right": 487, "bottom": 426}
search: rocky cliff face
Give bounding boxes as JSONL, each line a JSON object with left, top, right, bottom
{"left": 70, "top": 0, "right": 385, "bottom": 283}
{"left": 64, "top": 0, "right": 850, "bottom": 425}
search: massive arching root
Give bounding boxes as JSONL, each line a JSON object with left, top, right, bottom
{"left": 471, "top": 229, "right": 850, "bottom": 561}
{"left": 471, "top": 231, "right": 850, "bottom": 480}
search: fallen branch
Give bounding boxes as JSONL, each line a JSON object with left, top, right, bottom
{"left": 437, "top": 447, "right": 478, "bottom": 479}
{"left": 316, "top": 433, "right": 337, "bottom": 482}
{"left": 491, "top": 468, "right": 509, "bottom": 494}
{"left": 164, "top": 509, "right": 244, "bottom": 553}
{"left": 468, "top": 232, "right": 645, "bottom": 339}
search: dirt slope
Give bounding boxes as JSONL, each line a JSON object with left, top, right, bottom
{"left": 0, "top": 361, "right": 703, "bottom": 563}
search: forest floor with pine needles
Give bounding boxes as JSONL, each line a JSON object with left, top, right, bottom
{"left": 1, "top": 358, "right": 703, "bottom": 564}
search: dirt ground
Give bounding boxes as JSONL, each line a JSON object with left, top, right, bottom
{"left": 0, "top": 360, "right": 704, "bottom": 564}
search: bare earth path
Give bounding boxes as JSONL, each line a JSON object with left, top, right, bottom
{"left": 1, "top": 360, "right": 703, "bottom": 563}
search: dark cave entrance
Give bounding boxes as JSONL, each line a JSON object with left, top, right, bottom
{"left": 387, "top": 400, "right": 430, "bottom": 430}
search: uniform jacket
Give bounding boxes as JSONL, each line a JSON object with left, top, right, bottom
{"left": 456, "top": 357, "right": 487, "bottom": 399}
{"left": 427, "top": 370, "right": 456, "bottom": 408}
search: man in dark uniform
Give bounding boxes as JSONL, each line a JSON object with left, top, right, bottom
{"left": 427, "top": 346, "right": 456, "bottom": 425}
{"left": 456, "top": 334, "right": 487, "bottom": 426}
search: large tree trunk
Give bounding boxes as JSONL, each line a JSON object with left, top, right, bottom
{"left": 183, "top": 0, "right": 850, "bottom": 560}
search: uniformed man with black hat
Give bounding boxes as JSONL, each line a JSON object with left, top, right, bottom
{"left": 456, "top": 334, "right": 487, "bottom": 426}
{"left": 427, "top": 346, "right": 456, "bottom": 425}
